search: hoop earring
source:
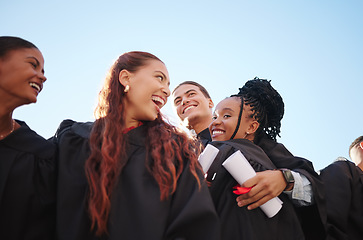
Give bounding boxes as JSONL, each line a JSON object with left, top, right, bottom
{"left": 124, "top": 85, "right": 130, "bottom": 93}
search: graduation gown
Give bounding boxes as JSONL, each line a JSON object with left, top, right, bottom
{"left": 0, "top": 120, "right": 56, "bottom": 240}
{"left": 197, "top": 128, "right": 212, "bottom": 147}
{"left": 206, "top": 139, "right": 305, "bottom": 240}
{"left": 54, "top": 119, "right": 221, "bottom": 240}
{"left": 320, "top": 159, "right": 363, "bottom": 240}
{"left": 256, "top": 135, "right": 327, "bottom": 240}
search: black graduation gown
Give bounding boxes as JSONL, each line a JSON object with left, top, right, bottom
{"left": 197, "top": 128, "right": 212, "bottom": 147}
{"left": 206, "top": 139, "right": 305, "bottom": 240}
{"left": 320, "top": 160, "right": 363, "bottom": 240}
{"left": 0, "top": 120, "right": 56, "bottom": 240}
{"left": 256, "top": 135, "right": 327, "bottom": 240}
{"left": 54, "top": 119, "right": 221, "bottom": 240}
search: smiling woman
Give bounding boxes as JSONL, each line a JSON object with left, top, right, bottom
{"left": 53, "top": 51, "right": 221, "bottom": 240}
{"left": 0, "top": 36, "right": 56, "bottom": 239}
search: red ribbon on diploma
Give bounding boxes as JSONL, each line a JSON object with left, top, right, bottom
{"left": 233, "top": 185, "right": 253, "bottom": 195}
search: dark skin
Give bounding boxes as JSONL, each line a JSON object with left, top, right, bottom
{"left": 236, "top": 169, "right": 292, "bottom": 210}
{"left": 210, "top": 97, "right": 292, "bottom": 210}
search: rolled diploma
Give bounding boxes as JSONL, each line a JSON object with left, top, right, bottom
{"left": 222, "top": 150, "right": 283, "bottom": 218}
{"left": 198, "top": 144, "right": 220, "bottom": 173}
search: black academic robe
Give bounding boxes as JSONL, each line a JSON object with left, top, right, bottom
{"left": 54, "top": 119, "right": 221, "bottom": 240}
{"left": 197, "top": 128, "right": 212, "bottom": 147}
{"left": 320, "top": 159, "right": 363, "bottom": 240}
{"left": 256, "top": 135, "right": 327, "bottom": 240}
{"left": 206, "top": 139, "right": 305, "bottom": 240}
{"left": 0, "top": 120, "right": 56, "bottom": 240}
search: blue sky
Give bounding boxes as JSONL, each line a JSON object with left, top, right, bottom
{"left": 1, "top": 0, "right": 362, "bottom": 170}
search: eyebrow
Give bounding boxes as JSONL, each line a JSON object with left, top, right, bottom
{"left": 155, "top": 71, "right": 170, "bottom": 85}
{"left": 173, "top": 89, "right": 197, "bottom": 103}
{"left": 221, "top": 107, "right": 235, "bottom": 112}
{"left": 26, "top": 56, "right": 45, "bottom": 74}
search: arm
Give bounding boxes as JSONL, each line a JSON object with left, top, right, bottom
{"left": 236, "top": 170, "right": 313, "bottom": 209}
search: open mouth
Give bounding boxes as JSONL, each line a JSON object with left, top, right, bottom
{"left": 183, "top": 105, "right": 196, "bottom": 114}
{"left": 29, "top": 82, "right": 42, "bottom": 93}
{"left": 152, "top": 96, "right": 165, "bottom": 108}
{"left": 212, "top": 130, "right": 224, "bottom": 135}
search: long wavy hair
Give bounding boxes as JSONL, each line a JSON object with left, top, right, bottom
{"left": 85, "top": 51, "right": 202, "bottom": 236}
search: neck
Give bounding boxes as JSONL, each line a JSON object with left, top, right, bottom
{"left": 0, "top": 114, "right": 15, "bottom": 140}
{"left": 186, "top": 118, "right": 211, "bottom": 135}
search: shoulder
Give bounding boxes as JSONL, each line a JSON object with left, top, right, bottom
{"left": 211, "top": 139, "right": 267, "bottom": 157}
{"left": 5, "top": 120, "right": 55, "bottom": 159}
{"left": 209, "top": 139, "right": 276, "bottom": 169}
{"left": 321, "top": 158, "right": 357, "bottom": 176}
{"left": 54, "top": 119, "right": 94, "bottom": 142}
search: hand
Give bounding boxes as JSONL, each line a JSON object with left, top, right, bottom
{"left": 236, "top": 170, "right": 287, "bottom": 210}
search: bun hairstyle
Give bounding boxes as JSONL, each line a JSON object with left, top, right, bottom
{"left": 231, "top": 77, "right": 284, "bottom": 142}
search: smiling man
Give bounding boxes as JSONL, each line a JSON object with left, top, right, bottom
{"left": 172, "top": 81, "right": 214, "bottom": 146}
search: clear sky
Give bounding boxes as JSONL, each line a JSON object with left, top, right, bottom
{"left": 1, "top": 0, "right": 362, "bottom": 171}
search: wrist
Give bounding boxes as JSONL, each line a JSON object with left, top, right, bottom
{"left": 279, "top": 168, "right": 295, "bottom": 191}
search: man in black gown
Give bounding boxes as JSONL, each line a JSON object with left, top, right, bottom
{"left": 320, "top": 136, "right": 363, "bottom": 240}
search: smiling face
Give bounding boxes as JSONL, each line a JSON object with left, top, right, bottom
{"left": 172, "top": 84, "right": 213, "bottom": 133}
{"left": 0, "top": 48, "right": 46, "bottom": 106}
{"left": 209, "top": 97, "right": 259, "bottom": 141}
{"left": 120, "top": 59, "right": 170, "bottom": 128}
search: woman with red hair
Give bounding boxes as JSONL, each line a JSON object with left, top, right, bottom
{"left": 54, "top": 51, "right": 220, "bottom": 240}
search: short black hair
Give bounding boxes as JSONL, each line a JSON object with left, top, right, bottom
{"left": 349, "top": 136, "right": 363, "bottom": 157}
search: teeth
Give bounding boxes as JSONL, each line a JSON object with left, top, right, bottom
{"left": 213, "top": 130, "right": 224, "bottom": 135}
{"left": 151, "top": 96, "right": 165, "bottom": 106}
{"left": 183, "top": 105, "right": 195, "bottom": 113}
{"left": 29, "top": 82, "right": 41, "bottom": 92}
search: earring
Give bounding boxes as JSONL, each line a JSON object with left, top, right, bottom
{"left": 124, "top": 85, "right": 130, "bottom": 93}
{"left": 243, "top": 132, "right": 249, "bottom": 139}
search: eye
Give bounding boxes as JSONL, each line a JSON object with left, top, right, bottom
{"left": 188, "top": 92, "right": 195, "bottom": 97}
{"left": 223, "top": 114, "right": 231, "bottom": 118}
{"left": 174, "top": 99, "right": 181, "bottom": 106}
{"left": 157, "top": 75, "right": 164, "bottom": 82}
{"left": 212, "top": 115, "right": 217, "bottom": 120}
{"left": 29, "top": 62, "right": 37, "bottom": 68}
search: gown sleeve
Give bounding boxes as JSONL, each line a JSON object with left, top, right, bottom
{"left": 164, "top": 160, "right": 221, "bottom": 240}
{"left": 320, "top": 160, "right": 355, "bottom": 240}
{"left": 53, "top": 120, "right": 97, "bottom": 240}
{"left": 257, "top": 136, "right": 327, "bottom": 240}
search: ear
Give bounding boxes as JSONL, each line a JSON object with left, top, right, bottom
{"left": 208, "top": 98, "right": 214, "bottom": 109}
{"left": 360, "top": 142, "right": 363, "bottom": 150}
{"left": 247, "top": 120, "right": 260, "bottom": 134}
{"left": 118, "top": 69, "right": 131, "bottom": 87}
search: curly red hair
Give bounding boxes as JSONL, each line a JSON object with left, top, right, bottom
{"left": 85, "top": 51, "right": 203, "bottom": 236}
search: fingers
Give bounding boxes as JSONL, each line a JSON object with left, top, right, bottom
{"left": 236, "top": 170, "right": 284, "bottom": 209}
{"left": 236, "top": 183, "right": 269, "bottom": 209}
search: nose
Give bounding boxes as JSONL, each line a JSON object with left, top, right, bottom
{"left": 38, "top": 71, "right": 47, "bottom": 83}
{"left": 162, "top": 85, "right": 170, "bottom": 97}
{"left": 211, "top": 116, "right": 221, "bottom": 126}
{"left": 182, "top": 97, "right": 189, "bottom": 106}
